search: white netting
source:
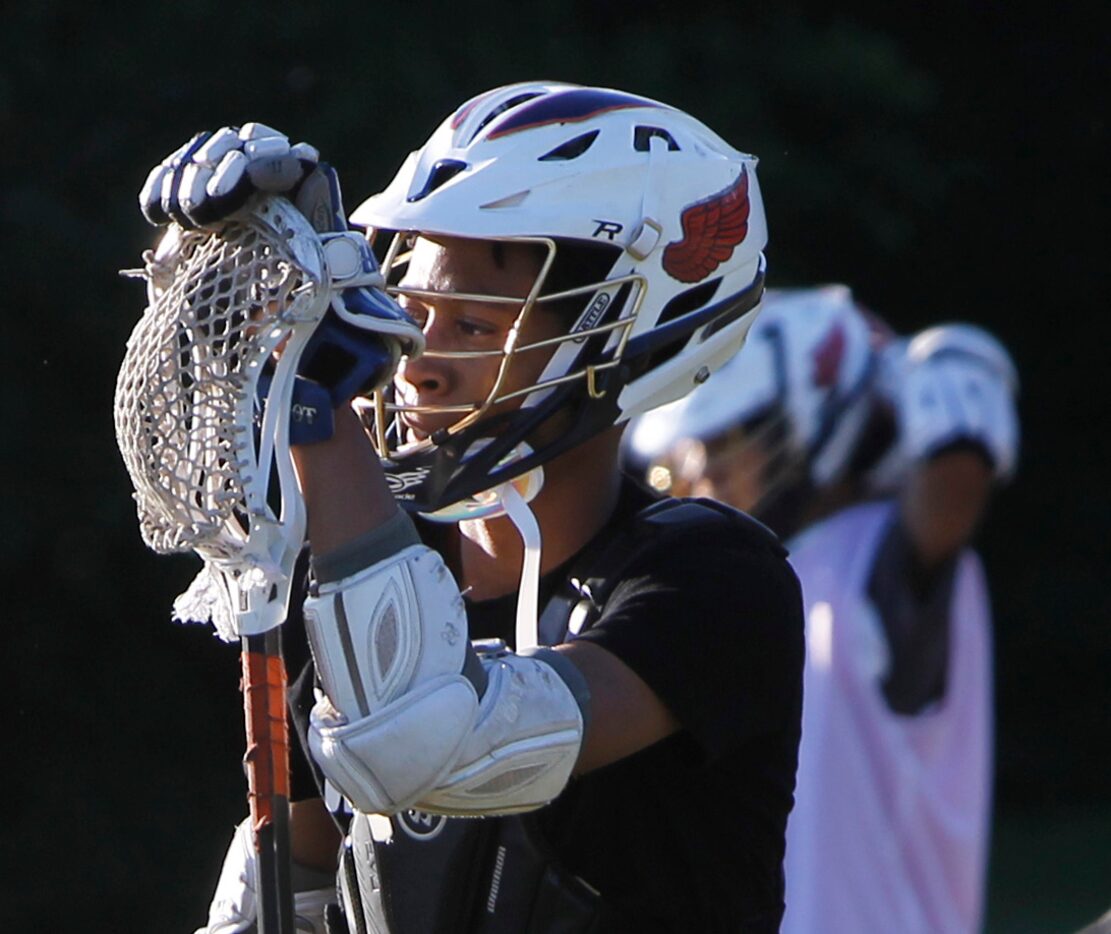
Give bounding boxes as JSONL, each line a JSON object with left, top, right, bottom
{"left": 114, "top": 198, "right": 328, "bottom": 564}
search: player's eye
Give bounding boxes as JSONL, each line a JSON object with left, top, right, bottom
{"left": 457, "top": 316, "right": 498, "bottom": 338}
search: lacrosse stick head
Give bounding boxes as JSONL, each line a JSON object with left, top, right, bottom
{"left": 115, "top": 195, "right": 330, "bottom": 638}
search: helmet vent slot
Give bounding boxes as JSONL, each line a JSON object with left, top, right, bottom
{"left": 700, "top": 284, "right": 761, "bottom": 342}
{"left": 658, "top": 279, "right": 721, "bottom": 325}
{"left": 538, "top": 130, "right": 600, "bottom": 162}
{"left": 407, "top": 159, "right": 468, "bottom": 203}
{"left": 634, "top": 126, "right": 680, "bottom": 152}
{"left": 470, "top": 93, "right": 545, "bottom": 142}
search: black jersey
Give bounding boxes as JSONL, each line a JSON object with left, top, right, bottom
{"left": 288, "top": 477, "right": 804, "bottom": 932}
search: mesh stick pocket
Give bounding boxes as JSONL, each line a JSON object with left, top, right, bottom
{"left": 115, "top": 196, "right": 331, "bottom": 636}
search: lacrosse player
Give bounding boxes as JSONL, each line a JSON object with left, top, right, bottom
{"left": 628, "top": 285, "right": 1020, "bottom": 933}
{"left": 138, "top": 83, "right": 805, "bottom": 933}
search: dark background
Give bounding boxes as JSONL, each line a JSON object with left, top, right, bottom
{"left": 4, "top": 2, "right": 1108, "bottom": 930}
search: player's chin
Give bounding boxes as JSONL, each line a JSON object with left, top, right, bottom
{"left": 399, "top": 411, "right": 456, "bottom": 444}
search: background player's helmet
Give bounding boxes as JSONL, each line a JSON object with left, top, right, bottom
{"left": 350, "top": 81, "right": 768, "bottom": 515}
{"left": 867, "top": 321, "right": 1021, "bottom": 493}
{"left": 628, "top": 284, "right": 880, "bottom": 501}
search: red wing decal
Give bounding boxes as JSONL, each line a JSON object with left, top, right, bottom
{"left": 812, "top": 322, "right": 846, "bottom": 388}
{"left": 662, "top": 168, "right": 751, "bottom": 283}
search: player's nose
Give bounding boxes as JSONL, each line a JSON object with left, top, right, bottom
{"left": 396, "top": 351, "right": 452, "bottom": 397}
{"left": 395, "top": 306, "right": 457, "bottom": 394}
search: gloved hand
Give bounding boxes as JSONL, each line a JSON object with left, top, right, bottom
{"left": 251, "top": 217, "right": 425, "bottom": 444}
{"left": 139, "top": 123, "right": 425, "bottom": 441}
{"left": 140, "top": 123, "right": 323, "bottom": 229}
{"left": 194, "top": 817, "right": 336, "bottom": 934}
{"left": 875, "top": 323, "right": 1020, "bottom": 486}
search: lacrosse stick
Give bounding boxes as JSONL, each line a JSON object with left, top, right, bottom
{"left": 115, "top": 195, "right": 339, "bottom": 934}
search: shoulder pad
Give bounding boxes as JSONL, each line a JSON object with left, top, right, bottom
{"left": 635, "top": 496, "right": 785, "bottom": 557}
{"left": 543, "top": 496, "right": 786, "bottom": 642}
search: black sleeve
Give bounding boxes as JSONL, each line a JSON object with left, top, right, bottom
{"left": 867, "top": 516, "right": 957, "bottom": 715}
{"left": 573, "top": 525, "right": 805, "bottom": 763}
{"left": 281, "top": 550, "right": 328, "bottom": 802}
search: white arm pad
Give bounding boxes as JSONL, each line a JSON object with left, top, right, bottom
{"left": 884, "top": 324, "right": 1020, "bottom": 482}
{"left": 303, "top": 523, "right": 587, "bottom": 817}
{"left": 304, "top": 540, "right": 472, "bottom": 719}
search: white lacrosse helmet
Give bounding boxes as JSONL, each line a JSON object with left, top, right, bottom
{"left": 867, "top": 321, "right": 1020, "bottom": 492}
{"left": 628, "top": 284, "right": 880, "bottom": 490}
{"left": 349, "top": 81, "right": 767, "bottom": 514}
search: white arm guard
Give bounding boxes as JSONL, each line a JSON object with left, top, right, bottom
{"left": 303, "top": 513, "right": 587, "bottom": 817}
{"left": 194, "top": 818, "right": 335, "bottom": 934}
{"left": 881, "top": 323, "right": 1020, "bottom": 483}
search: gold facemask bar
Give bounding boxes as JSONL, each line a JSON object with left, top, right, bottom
{"left": 362, "top": 233, "right": 646, "bottom": 458}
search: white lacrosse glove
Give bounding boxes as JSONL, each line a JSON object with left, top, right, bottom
{"left": 876, "top": 323, "right": 1019, "bottom": 486}
{"left": 194, "top": 817, "right": 336, "bottom": 934}
{"left": 137, "top": 123, "right": 423, "bottom": 440}
{"left": 141, "top": 123, "right": 323, "bottom": 230}
{"left": 118, "top": 183, "right": 422, "bottom": 636}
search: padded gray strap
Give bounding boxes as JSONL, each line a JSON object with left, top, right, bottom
{"left": 311, "top": 510, "right": 421, "bottom": 584}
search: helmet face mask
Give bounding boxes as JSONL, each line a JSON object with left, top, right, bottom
{"left": 352, "top": 231, "right": 649, "bottom": 515}
{"left": 351, "top": 82, "right": 768, "bottom": 515}
{"left": 372, "top": 232, "right": 642, "bottom": 446}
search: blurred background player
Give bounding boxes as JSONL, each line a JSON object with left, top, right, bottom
{"left": 626, "top": 284, "right": 1020, "bottom": 933}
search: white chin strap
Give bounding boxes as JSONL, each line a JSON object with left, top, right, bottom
{"left": 496, "top": 481, "right": 542, "bottom": 651}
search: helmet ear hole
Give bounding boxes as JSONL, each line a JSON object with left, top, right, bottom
{"left": 540, "top": 241, "right": 623, "bottom": 320}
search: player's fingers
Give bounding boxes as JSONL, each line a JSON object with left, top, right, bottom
{"left": 179, "top": 163, "right": 216, "bottom": 226}
{"left": 140, "top": 135, "right": 202, "bottom": 226}
{"left": 164, "top": 130, "right": 213, "bottom": 229}
{"left": 139, "top": 163, "right": 173, "bottom": 225}
{"left": 194, "top": 126, "right": 242, "bottom": 167}
{"left": 290, "top": 141, "right": 321, "bottom": 165}
{"left": 239, "top": 121, "right": 285, "bottom": 141}
{"left": 209, "top": 149, "right": 249, "bottom": 200}
{"left": 186, "top": 150, "right": 251, "bottom": 227}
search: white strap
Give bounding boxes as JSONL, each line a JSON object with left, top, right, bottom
{"left": 497, "top": 482, "right": 542, "bottom": 651}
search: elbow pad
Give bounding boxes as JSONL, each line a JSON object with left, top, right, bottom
{"left": 303, "top": 539, "right": 587, "bottom": 816}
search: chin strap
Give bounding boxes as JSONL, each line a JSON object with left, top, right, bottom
{"left": 496, "top": 482, "right": 543, "bottom": 652}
